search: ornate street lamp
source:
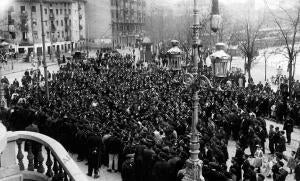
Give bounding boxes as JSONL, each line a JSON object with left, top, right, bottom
{"left": 166, "top": 40, "right": 183, "bottom": 71}
{"left": 211, "top": 0, "right": 222, "bottom": 33}
{"left": 210, "top": 43, "right": 230, "bottom": 78}
{"left": 183, "top": 0, "right": 221, "bottom": 181}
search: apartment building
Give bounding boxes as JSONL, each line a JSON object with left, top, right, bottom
{"left": 86, "top": 0, "right": 146, "bottom": 48}
{"left": 0, "top": 0, "right": 86, "bottom": 55}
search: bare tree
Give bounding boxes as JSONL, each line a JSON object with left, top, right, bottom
{"left": 238, "top": 20, "right": 263, "bottom": 80}
{"left": 266, "top": 1, "right": 300, "bottom": 97}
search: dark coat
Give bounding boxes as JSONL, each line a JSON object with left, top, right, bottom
{"left": 295, "top": 163, "right": 300, "bottom": 181}
{"left": 121, "top": 158, "right": 136, "bottom": 181}
{"left": 87, "top": 135, "right": 102, "bottom": 167}
{"left": 106, "top": 136, "right": 122, "bottom": 154}
{"left": 152, "top": 160, "right": 170, "bottom": 181}
{"left": 283, "top": 118, "right": 294, "bottom": 133}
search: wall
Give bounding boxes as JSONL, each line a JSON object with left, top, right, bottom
{"left": 85, "top": 0, "right": 112, "bottom": 40}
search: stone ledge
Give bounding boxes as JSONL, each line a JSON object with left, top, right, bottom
{"left": 5, "top": 131, "right": 88, "bottom": 181}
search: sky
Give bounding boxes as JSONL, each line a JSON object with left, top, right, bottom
{"left": 162, "top": 0, "right": 282, "bottom": 10}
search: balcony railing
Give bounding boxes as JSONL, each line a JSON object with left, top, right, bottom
{"left": 49, "top": 12, "right": 55, "bottom": 20}
{"left": 0, "top": 131, "right": 87, "bottom": 181}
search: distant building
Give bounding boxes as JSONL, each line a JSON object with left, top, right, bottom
{"left": 0, "top": 0, "right": 87, "bottom": 55}
{"left": 86, "top": 0, "right": 146, "bottom": 48}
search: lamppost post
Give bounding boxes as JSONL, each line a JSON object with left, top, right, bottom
{"left": 183, "top": 0, "right": 221, "bottom": 180}
{"left": 192, "top": 0, "right": 200, "bottom": 74}
{"left": 40, "top": 0, "right": 49, "bottom": 101}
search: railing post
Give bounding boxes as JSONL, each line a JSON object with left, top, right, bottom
{"left": 26, "top": 141, "right": 34, "bottom": 171}
{"left": 37, "top": 145, "right": 45, "bottom": 173}
{"left": 53, "top": 156, "right": 59, "bottom": 176}
{"left": 16, "top": 139, "right": 24, "bottom": 171}
{"left": 64, "top": 171, "right": 69, "bottom": 181}
{"left": 45, "top": 147, "right": 53, "bottom": 177}
{"left": 58, "top": 164, "right": 64, "bottom": 181}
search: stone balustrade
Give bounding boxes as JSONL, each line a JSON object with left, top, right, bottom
{"left": 0, "top": 131, "right": 87, "bottom": 181}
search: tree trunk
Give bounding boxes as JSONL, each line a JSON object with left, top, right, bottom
{"left": 265, "top": 59, "right": 267, "bottom": 81}
{"left": 247, "top": 68, "right": 251, "bottom": 83}
{"left": 289, "top": 59, "right": 293, "bottom": 98}
{"left": 230, "top": 56, "right": 232, "bottom": 71}
{"left": 293, "top": 56, "right": 296, "bottom": 79}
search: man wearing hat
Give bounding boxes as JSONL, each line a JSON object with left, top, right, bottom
{"left": 86, "top": 133, "right": 102, "bottom": 179}
{"left": 121, "top": 154, "right": 135, "bottom": 181}
{"left": 283, "top": 115, "right": 294, "bottom": 144}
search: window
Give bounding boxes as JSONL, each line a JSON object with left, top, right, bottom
{"left": 57, "top": 32, "right": 60, "bottom": 38}
{"left": 33, "top": 31, "right": 38, "bottom": 40}
{"left": 64, "top": 3, "right": 66, "bottom": 7}
{"left": 62, "top": 31, "right": 64, "bottom": 38}
{"left": 20, "top": 6, "right": 25, "bottom": 13}
{"left": 56, "top": 9, "right": 58, "bottom": 15}
{"left": 60, "top": 9, "right": 63, "bottom": 14}
{"left": 64, "top": 9, "right": 67, "bottom": 14}
{"left": 44, "top": 8, "right": 47, "bottom": 14}
{"left": 69, "top": 9, "right": 71, "bottom": 14}
{"left": 69, "top": 20, "right": 71, "bottom": 25}
{"left": 46, "top": 32, "right": 50, "bottom": 38}
{"left": 32, "top": 21, "right": 37, "bottom": 26}
{"left": 56, "top": 20, "right": 58, "bottom": 26}
{"left": 61, "top": 20, "right": 63, "bottom": 26}
{"left": 50, "top": 3, "right": 52, "bottom": 7}
{"left": 22, "top": 32, "right": 27, "bottom": 41}
{"left": 31, "top": 6, "right": 36, "bottom": 12}
{"left": 45, "top": 21, "right": 48, "bottom": 26}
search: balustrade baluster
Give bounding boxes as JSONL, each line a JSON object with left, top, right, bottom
{"left": 64, "top": 170, "right": 69, "bottom": 181}
{"left": 37, "top": 145, "right": 45, "bottom": 173}
{"left": 26, "top": 141, "right": 34, "bottom": 171}
{"left": 58, "top": 164, "right": 64, "bottom": 181}
{"left": 53, "top": 156, "right": 59, "bottom": 176}
{"left": 16, "top": 139, "right": 24, "bottom": 170}
{"left": 45, "top": 147, "right": 53, "bottom": 177}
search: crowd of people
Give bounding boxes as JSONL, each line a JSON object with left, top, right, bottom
{"left": 1, "top": 51, "right": 300, "bottom": 181}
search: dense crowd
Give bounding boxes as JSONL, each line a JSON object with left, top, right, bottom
{"left": 1, "top": 52, "right": 300, "bottom": 181}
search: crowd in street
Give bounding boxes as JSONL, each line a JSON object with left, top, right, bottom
{"left": 1, "top": 51, "right": 300, "bottom": 181}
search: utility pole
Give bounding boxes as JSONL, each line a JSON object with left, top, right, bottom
{"left": 40, "top": 0, "right": 49, "bottom": 101}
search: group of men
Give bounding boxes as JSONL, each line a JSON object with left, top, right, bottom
{"left": 1, "top": 51, "right": 300, "bottom": 181}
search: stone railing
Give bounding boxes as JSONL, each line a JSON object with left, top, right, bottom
{"left": 0, "top": 131, "right": 87, "bottom": 181}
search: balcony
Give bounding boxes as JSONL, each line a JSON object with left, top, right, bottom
{"left": 49, "top": 12, "right": 55, "bottom": 20}
{"left": 64, "top": 12, "right": 70, "bottom": 19}
{"left": 20, "top": 11, "right": 28, "bottom": 21}
{"left": 0, "top": 126, "right": 87, "bottom": 181}
{"left": 20, "top": 23, "right": 29, "bottom": 32}
{"left": 79, "top": 14, "right": 82, "bottom": 20}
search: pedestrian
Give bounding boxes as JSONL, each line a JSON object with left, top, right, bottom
{"left": 276, "top": 131, "right": 286, "bottom": 154}
{"left": 86, "top": 133, "right": 101, "bottom": 179}
{"left": 121, "top": 154, "right": 136, "bottom": 181}
{"left": 253, "top": 145, "right": 263, "bottom": 173}
{"left": 283, "top": 115, "right": 294, "bottom": 144}
{"left": 295, "top": 160, "right": 300, "bottom": 181}
{"left": 268, "top": 125, "right": 275, "bottom": 154}
{"left": 287, "top": 151, "right": 297, "bottom": 174}
{"left": 106, "top": 133, "right": 122, "bottom": 172}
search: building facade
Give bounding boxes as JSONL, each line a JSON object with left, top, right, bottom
{"left": 0, "top": 0, "right": 86, "bottom": 56}
{"left": 85, "top": 0, "right": 146, "bottom": 49}
{"left": 110, "top": 0, "right": 146, "bottom": 48}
